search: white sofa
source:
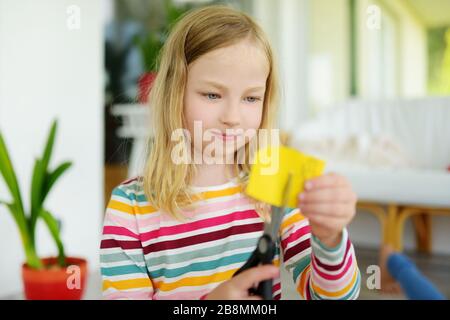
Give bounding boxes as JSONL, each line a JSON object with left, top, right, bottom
{"left": 290, "top": 97, "right": 450, "bottom": 251}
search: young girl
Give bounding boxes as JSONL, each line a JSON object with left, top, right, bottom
{"left": 101, "top": 5, "right": 360, "bottom": 300}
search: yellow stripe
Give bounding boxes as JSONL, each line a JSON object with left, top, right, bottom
{"left": 197, "top": 185, "right": 243, "bottom": 200}
{"left": 311, "top": 268, "right": 358, "bottom": 298}
{"left": 273, "top": 258, "right": 280, "bottom": 268}
{"left": 108, "top": 199, "right": 157, "bottom": 215}
{"left": 108, "top": 185, "right": 243, "bottom": 216}
{"left": 156, "top": 268, "right": 238, "bottom": 292}
{"left": 297, "top": 265, "right": 311, "bottom": 299}
{"left": 103, "top": 278, "right": 152, "bottom": 291}
{"left": 280, "top": 211, "right": 305, "bottom": 234}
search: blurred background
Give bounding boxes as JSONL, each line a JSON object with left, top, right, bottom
{"left": 0, "top": 0, "right": 449, "bottom": 299}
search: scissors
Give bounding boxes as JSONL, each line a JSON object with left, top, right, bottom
{"left": 233, "top": 174, "right": 292, "bottom": 300}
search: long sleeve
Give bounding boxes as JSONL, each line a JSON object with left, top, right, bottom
{"left": 279, "top": 208, "right": 360, "bottom": 300}
{"left": 100, "top": 186, "right": 154, "bottom": 299}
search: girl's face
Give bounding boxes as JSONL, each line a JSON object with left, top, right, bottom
{"left": 183, "top": 39, "right": 269, "bottom": 162}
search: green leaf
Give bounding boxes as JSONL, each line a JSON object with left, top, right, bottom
{"left": 0, "top": 132, "right": 25, "bottom": 214}
{"left": 41, "top": 120, "right": 57, "bottom": 174}
{"left": 6, "top": 202, "right": 27, "bottom": 237}
{"left": 3, "top": 201, "right": 42, "bottom": 269}
{"left": 30, "top": 120, "right": 58, "bottom": 239}
{"left": 41, "top": 161, "right": 72, "bottom": 202}
{"left": 30, "top": 159, "right": 45, "bottom": 239}
{"left": 40, "top": 209, "right": 66, "bottom": 267}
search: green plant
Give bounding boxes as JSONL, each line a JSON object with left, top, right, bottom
{"left": 0, "top": 119, "right": 72, "bottom": 269}
{"left": 135, "top": 0, "right": 195, "bottom": 72}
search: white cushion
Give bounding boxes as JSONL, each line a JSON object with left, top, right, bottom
{"left": 292, "top": 97, "right": 450, "bottom": 206}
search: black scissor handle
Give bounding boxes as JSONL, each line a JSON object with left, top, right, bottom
{"left": 233, "top": 234, "right": 276, "bottom": 299}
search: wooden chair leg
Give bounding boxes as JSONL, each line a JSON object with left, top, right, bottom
{"left": 356, "top": 202, "right": 389, "bottom": 245}
{"left": 387, "top": 204, "right": 398, "bottom": 248}
{"left": 412, "top": 213, "right": 432, "bottom": 254}
{"left": 394, "top": 208, "right": 412, "bottom": 252}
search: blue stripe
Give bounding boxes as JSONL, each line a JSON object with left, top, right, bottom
{"left": 149, "top": 252, "right": 253, "bottom": 279}
{"left": 101, "top": 264, "right": 148, "bottom": 277}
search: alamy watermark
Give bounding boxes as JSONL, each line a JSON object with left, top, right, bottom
{"left": 366, "top": 4, "right": 381, "bottom": 30}
{"left": 66, "top": 265, "right": 81, "bottom": 290}
{"left": 66, "top": 5, "right": 81, "bottom": 30}
{"left": 170, "top": 121, "right": 280, "bottom": 175}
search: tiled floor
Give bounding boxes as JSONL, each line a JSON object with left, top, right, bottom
{"left": 281, "top": 246, "right": 450, "bottom": 300}
{"left": 355, "top": 246, "right": 450, "bottom": 300}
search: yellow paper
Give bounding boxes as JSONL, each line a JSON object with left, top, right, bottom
{"left": 245, "top": 145, "right": 326, "bottom": 208}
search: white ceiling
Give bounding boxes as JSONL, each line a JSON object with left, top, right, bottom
{"left": 406, "top": 0, "right": 450, "bottom": 28}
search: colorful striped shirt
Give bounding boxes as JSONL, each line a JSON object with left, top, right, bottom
{"left": 100, "top": 177, "right": 360, "bottom": 300}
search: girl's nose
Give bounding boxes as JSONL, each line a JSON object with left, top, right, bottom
{"left": 220, "top": 101, "right": 241, "bottom": 127}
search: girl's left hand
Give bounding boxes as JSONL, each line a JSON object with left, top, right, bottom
{"left": 297, "top": 173, "right": 358, "bottom": 248}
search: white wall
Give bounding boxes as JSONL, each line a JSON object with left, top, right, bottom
{"left": 308, "top": 0, "right": 350, "bottom": 113}
{"left": 0, "top": 0, "right": 103, "bottom": 296}
{"left": 252, "top": 0, "right": 310, "bottom": 131}
{"left": 358, "top": 0, "right": 427, "bottom": 98}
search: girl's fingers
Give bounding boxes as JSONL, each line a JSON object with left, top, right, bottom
{"left": 234, "top": 265, "right": 279, "bottom": 291}
{"left": 304, "top": 173, "right": 349, "bottom": 191}
{"left": 298, "top": 203, "right": 354, "bottom": 218}
{"left": 304, "top": 213, "right": 347, "bottom": 230}
{"left": 245, "top": 296, "right": 263, "bottom": 300}
{"left": 298, "top": 188, "right": 357, "bottom": 204}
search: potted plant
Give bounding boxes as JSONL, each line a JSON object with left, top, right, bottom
{"left": 0, "top": 119, "right": 87, "bottom": 300}
{"left": 135, "top": 0, "right": 195, "bottom": 103}
{"left": 135, "top": 32, "right": 160, "bottom": 104}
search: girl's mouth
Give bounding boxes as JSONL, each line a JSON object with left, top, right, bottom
{"left": 212, "top": 131, "right": 239, "bottom": 141}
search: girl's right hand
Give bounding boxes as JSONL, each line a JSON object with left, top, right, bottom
{"left": 204, "top": 264, "right": 280, "bottom": 300}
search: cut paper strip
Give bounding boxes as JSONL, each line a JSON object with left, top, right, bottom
{"left": 245, "top": 145, "right": 326, "bottom": 208}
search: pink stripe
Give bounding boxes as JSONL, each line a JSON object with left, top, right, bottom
{"left": 311, "top": 251, "right": 353, "bottom": 281}
{"left": 272, "top": 282, "right": 281, "bottom": 293}
{"left": 154, "top": 289, "right": 211, "bottom": 300}
{"left": 102, "top": 226, "right": 140, "bottom": 239}
{"left": 105, "top": 211, "right": 140, "bottom": 232}
{"left": 137, "top": 197, "right": 250, "bottom": 228}
{"left": 121, "top": 177, "right": 139, "bottom": 186}
{"left": 140, "top": 209, "right": 258, "bottom": 242}
{"left": 104, "top": 290, "right": 153, "bottom": 300}
{"left": 305, "top": 276, "right": 312, "bottom": 300}
{"left": 281, "top": 224, "right": 311, "bottom": 249}
{"left": 281, "top": 217, "right": 309, "bottom": 240}
{"left": 136, "top": 214, "right": 162, "bottom": 229}
{"left": 311, "top": 254, "right": 356, "bottom": 290}
{"left": 181, "top": 196, "right": 250, "bottom": 217}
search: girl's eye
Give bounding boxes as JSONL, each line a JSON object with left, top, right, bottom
{"left": 245, "top": 96, "right": 261, "bottom": 103}
{"left": 204, "top": 93, "right": 220, "bottom": 100}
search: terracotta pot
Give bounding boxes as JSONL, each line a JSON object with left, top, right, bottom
{"left": 138, "top": 72, "right": 157, "bottom": 103}
{"left": 22, "top": 257, "right": 88, "bottom": 300}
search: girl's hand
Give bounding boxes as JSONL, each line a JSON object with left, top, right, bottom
{"left": 297, "top": 173, "right": 357, "bottom": 248}
{"left": 204, "top": 265, "right": 279, "bottom": 300}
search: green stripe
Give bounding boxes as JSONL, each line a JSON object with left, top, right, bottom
{"left": 112, "top": 186, "right": 147, "bottom": 202}
{"left": 100, "top": 252, "right": 144, "bottom": 264}
{"left": 145, "top": 237, "right": 259, "bottom": 267}
{"left": 292, "top": 254, "right": 311, "bottom": 280}
{"left": 311, "top": 233, "right": 345, "bottom": 253}
{"left": 101, "top": 264, "right": 148, "bottom": 277}
{"left": 150, "top": 252, "right": 253, "bottom": 279}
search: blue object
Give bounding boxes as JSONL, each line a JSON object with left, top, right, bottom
{"left": 387, "top": 253, "right": 446, "bottom": 300}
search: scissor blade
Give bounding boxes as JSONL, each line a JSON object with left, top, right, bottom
{"left": 265, "top": 174, "right": 293, "bottom": 241}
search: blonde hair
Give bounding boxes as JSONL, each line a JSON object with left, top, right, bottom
{"left": 143, "top": 5, "right": 279, "bottom": 221}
